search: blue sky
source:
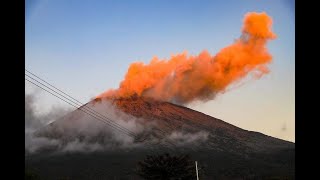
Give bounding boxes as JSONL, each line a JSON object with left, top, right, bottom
{"left": 25, "top": 0, "right": 295, "bottom": 142}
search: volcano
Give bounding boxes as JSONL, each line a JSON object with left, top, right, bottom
{"left": 26, "top": 96, "right": 295, "bottom": 179}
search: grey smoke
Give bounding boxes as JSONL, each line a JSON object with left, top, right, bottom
{"left": 25, "top": 93, "right": 71, "bottom": 130}
{"left": 25, "top": 93, "right": 42, "bottom": 130}
{"left": 25, "top": 93, "right": 209, "bottom": 154}
{"left": 25, "top": 93, "right": 72, "bottom": 153}
{"left": 167, "top": 131, "right": 209, "bottom": 146}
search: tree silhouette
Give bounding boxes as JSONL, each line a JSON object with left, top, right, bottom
{"left": 136, "top": 153, "right": 196, "bottom": 180}
{"left": 25, "top": 167, "right": 40, "bottom": 180}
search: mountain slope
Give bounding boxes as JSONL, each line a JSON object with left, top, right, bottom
{"left": 110, "top": 96, "right": 293, "bottom": 153}
{"left": 27, "top": 96, "right": 295, "bottom": 179}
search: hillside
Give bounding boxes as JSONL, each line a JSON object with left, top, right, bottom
{"left": 26, "top": 96, "right": 295, "bottom": 179}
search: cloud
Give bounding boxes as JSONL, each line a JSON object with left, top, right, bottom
{"left": 167, "top": 131, "right": 209, "bottom": 146}
{"left": 25, "top": 94, "right": 210, "bottom": 154}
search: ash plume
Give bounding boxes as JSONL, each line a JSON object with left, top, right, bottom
{"left": 97, "top": 12, "right": 276, "bottom": 105}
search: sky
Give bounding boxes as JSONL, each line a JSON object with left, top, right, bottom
{"left": 25, "top": 0, "right": 295, "bottom": 142}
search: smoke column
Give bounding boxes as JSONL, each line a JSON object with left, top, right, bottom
{"left": 97, "top": 12, "right": 276, "bottom": 105}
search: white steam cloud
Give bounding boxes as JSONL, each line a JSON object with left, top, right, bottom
{"left": 25, "top": 93, "right": 210, "bottom": 154}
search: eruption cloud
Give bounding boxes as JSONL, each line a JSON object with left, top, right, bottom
{"left": 97, "top": 12, "right": 276, "bottom": 104}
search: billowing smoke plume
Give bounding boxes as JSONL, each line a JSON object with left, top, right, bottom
{"left": 97, "top": 12, "right": 276, "bottom": 104}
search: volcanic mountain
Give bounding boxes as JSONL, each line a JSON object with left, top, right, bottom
{"left": 26, "top": 96, "right": 295, "bottom": 179}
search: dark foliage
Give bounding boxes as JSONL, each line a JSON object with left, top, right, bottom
{"left": 136, "top": 153, "right": 196, "bottom": 180}
{"left": 25, "top": 167, "right": 41, "bottom": 180}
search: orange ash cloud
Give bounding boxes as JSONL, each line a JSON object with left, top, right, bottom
{"left": 97, "top": 12, "right": 276, "bottom": 104}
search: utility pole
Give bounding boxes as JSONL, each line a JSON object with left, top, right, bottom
{"left": 195, "top": 161, "right": 199, "bottom": 180}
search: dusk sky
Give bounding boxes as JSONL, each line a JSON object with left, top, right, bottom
{"left": 25, "top": 0, "right": 295, "bottom": 142}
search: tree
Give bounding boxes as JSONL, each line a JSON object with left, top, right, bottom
{"left": 136, "top": 153, "right": 196, "bottom": 180}
{"left": 25, "top": 167, "right": 41, "bottom": 180}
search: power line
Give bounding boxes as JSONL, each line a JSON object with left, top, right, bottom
{"left": 25, "top": 70, "right": 177, "bottom": 150}
{"left": 25, "top": 69, "right": 83, "bottom": 105}
{"left": 25, "top": 73, "right": 137, "bottom": 137}
{"left": 25, "top": 71, "right": 175, "bottom": 147}
{"left": 25, "top": 78, "right": 136, "bottom": 138}
{"left": 25, "top": 77, "right": 168, "bottom": 151}
{"left": 25, "top": 70, "right": 172, "bottom": 141}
